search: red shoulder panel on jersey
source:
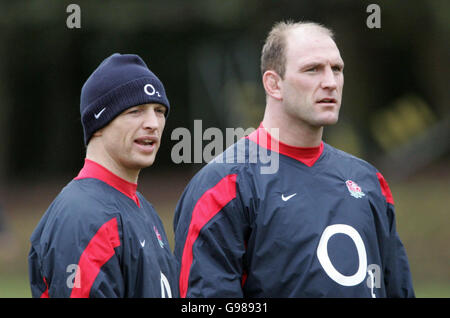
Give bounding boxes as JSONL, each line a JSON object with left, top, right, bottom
{"left": 377, "top": 172, "right": 394, "bottom": 205}
{"left": 179, "top": 174, "right": 237, "bottom": 298}
{"left": 70, "top": 217, "right": 121, "bottom": 298}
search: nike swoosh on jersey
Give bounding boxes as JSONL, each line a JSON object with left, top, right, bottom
{"left": 281, "top": 193, "right": 297, "bottom": 201}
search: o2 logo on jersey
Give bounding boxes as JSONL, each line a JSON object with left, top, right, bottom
{"left": 316, "top": 224, "right": 380, "bottom": 298}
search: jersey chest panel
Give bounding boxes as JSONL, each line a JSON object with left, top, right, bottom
{"left": 245, "top": 157, "right": 385, "bottom": 297}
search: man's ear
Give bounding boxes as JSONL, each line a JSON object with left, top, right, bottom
{"left": 262, "top": 70, "right": 283, "bottom": 101}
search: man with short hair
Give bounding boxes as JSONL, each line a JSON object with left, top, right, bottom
{"left": 29, "top": 53, "right": 178, "bottom": 298}
{"left": 173, "top": 21, "right": 415, "bottom": 297}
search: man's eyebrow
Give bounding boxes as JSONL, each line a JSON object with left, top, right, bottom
{"left": 299, "top": 60, "right": 344, "bottom": 69}
{"left": 299, "top": 62, "right": 322, "bottom": 69}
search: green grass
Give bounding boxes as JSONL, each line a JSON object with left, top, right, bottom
{"left": 0, "top": 274, "right": 30, "bottom": 298}
{"left": 1, "top": 276, "right": 448, "bottom": 298}
{"left": 414, "top": 283, "right": 450, "bottom": 298}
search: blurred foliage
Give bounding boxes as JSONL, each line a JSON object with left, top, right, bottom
{"left": 370, "top": 94, "right": 437, "bottom": 152}
{"left": 0, "top": 0, "right": 448, "bottom": 181}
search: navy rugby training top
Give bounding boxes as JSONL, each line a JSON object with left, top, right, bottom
{"left": 29, "top": 159, "right": 178, "bottom": 298}
{"left": 173, "top": 123, "right": 415, "bottom": 298}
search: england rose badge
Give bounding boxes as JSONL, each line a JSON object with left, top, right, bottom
{"left": 345, "top": 180, "right": 366, "bottom": 198}
{"left": 153, "top": 225, "right": 165, "bottom": 248}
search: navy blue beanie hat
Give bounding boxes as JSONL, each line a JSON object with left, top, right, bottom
{"left": 80, "top": 53, "right": 170, "bottom": 145}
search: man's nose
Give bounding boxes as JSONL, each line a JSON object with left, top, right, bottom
{"left": 142, "top": 109, "right": 159, "bottom": 131}
{"left": 321, "top": 66, "right": 338, "bottom": 90}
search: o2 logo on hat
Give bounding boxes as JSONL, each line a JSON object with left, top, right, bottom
{"left": 144, "top": 84, "right": 161, "bottom": 98}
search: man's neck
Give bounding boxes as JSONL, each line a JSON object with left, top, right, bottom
{"left": 85, "top": 145, "right": 140, "bottom": 184}
{"left": 262, "top": 107, "right": 323, "bottom": 148}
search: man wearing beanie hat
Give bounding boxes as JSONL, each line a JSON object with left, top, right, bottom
{"left": 28, "top": 53, "right": 178, "bottom": 298}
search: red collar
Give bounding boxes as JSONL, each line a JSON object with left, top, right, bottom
{"left": 246, "top": 123, "right": 324, "bottom": 167}
{"left": 74, "top": 158, "right": 140, "bottom": 207}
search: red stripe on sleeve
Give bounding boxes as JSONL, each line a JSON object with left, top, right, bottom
{"left": 70, "top": 217, "right": 121, "bottom": 298}
{"left": 241, "top": 271, "right": 248, "bottom": 287}
{"left": 377, "top": 172, "right": 395, "bottom": 205}
{"left": 40, "top": 277, "right": 49, "bottom": 298}
{"left": 179, "top": 174, "right": 237, "bottom": 298}
{"left": 241, "top": 240, "right": 248, "bottom": 287}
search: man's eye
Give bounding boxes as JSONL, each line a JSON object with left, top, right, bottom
{"left": 306, "top": 67, "right": 318, "bottom": 72}
{"left": 156, "top": 108, "right": 166, "bottom": 115}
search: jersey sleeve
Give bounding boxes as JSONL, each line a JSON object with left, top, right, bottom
{"left": 28, "top": 244, "right": 49, "bottom": 298}
{"left": 376, "top": 172, "right": 415, "bottom": 297}
{"left": 28, "top": 204, "right": 124, "bottom": 298}
{"left": 173, "top": 167, "right": 251, "bottom": 297}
